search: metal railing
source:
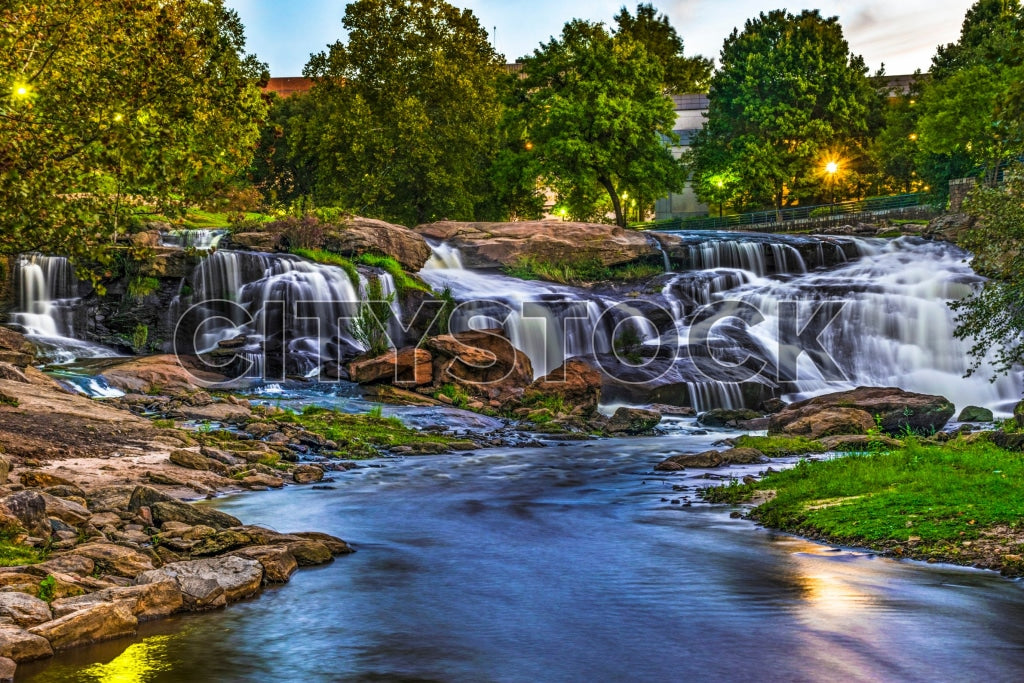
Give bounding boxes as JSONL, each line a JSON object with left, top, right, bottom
{"left": 636, "top": 193, "right": 933, "bottom": 232}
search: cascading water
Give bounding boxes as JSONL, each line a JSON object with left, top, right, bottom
{"left": 159, "top": 229, "right": 227, "bottom": 250}
{"left": 9, "top": 254, "right": 116, "bottom": 362}
{"left": 181, "top": 250, "right": 365, "bottom": 378}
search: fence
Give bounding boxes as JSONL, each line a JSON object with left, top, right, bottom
{"left": 636, "top": 193, "right": 934, "bottom": 232}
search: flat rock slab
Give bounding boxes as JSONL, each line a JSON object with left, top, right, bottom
{"left": 51, "top": 580, "right": 183, "bottom": 621}
{"left": 0, "top": 624, "right": 53, "bottom": 662}
{"left": 68, "top": 543, "right": 155, "bottom": 578}
{"left": 136, "top": 556, "right": 263, "bottom": 611}
{"left": 29, "top": 602, "right": 137, "bottom": 651}
{"left": 0, "top": 593, "right": 51, "bottom": 628}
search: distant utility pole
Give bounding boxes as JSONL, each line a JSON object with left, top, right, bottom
{"left": 493, "top": 26, "right": 497, "bottom": 52}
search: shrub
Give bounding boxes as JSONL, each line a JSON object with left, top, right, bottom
{"left": 352, "top": 276, "right": 394, "bottom": 356}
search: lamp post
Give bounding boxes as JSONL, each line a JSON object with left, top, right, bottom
{"left": 825, "top": 161, "right": 839, "bottom": 212}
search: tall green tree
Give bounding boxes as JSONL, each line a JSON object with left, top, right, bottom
{"left": 689, "top": 10, "right": 880, "bottom": 213}
{"left": 517, "top": 20, "right": 684, "bottom": 227}
{"left": 0, "top": 0, "right": 267, "bottom": 278}
{"left": 299, "top": 0, "right": 504, "bottom": 226}
{"left": 613, "top": 3, "right": 713, "bottom": 93}
{"left": 917, "top": 0, "right": 1024, "bottom": 186}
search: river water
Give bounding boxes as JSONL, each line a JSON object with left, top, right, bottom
{"left": 20, "top": 430, "right": 1024, "bottom": 682}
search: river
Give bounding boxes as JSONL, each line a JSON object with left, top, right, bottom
{"left": 19, "top": 429, "right": 1024, "bottom": 682}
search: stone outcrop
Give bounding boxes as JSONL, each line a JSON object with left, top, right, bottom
{"left": 604, "top": 407, "right": 662, "bottom": 434}
{"left": 0, "top": 328, "right": 35, "bottom": 368}
{"left": 136, "top": 556, "right": 264, "bottom": 610}
{"left": 69, "top": 543, "right": 156, "bottom": 578}
{"left": 523, "top": 359, "right": 602, "bottom": 418}
{"left": 957, "top": 406, "right": 994, "bottom": 423}
{"left": 768, "top": 387, "right": 955, "bottom": 437}
{"left": 427, "top": 329, "right": 534, "bottom": 403}
{"left": 0, "top": 625, "right": 53, "bottom": 662}
{"left": 0, "top": 593, "right": 51, "bottom": 628}
{"left": 28, "top": 602, "right": 138, "bottom": 651}
{"left": 348, "top": 347, "right": 433, "bottom": 387}
{"left": 50, "top": 581, "right": 183, "bottom": 621}
{"left": 127, "top": 486, "right": 241, "bottom": 530}
{"left": 100, "top": 355, "right": 229, "bottom": 394}
{"left": 655, "top": 447, "right": 767, "bottom": 471}
{"left": 416, "top": 221, "right": 657, "bottom": 269}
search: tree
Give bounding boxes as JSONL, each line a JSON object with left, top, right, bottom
{"left": 917, "top": 0, "right": 1024, "bottom": 186}
{"left": 0, "top": 0, "right": 267, "bottom": 279}
{"left": 299, "top": 0, "right": 505, "bottom": 226}
{"left": 951, "top": 165, "right": 1024, "bottom": 377}
{"left": 613, "top": 3, "right": 713, "bottom": 93}
{"left": 869, "top": 81, "right": 927, "bottom": 195}
{"left": 689, "top": 10, "right": 880, "bottom": 214}
{"left": 517, "top": 20, "right": 685, "bottom": 227}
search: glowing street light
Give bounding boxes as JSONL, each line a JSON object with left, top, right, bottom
{"left": 12, "top": 83, "right": 30, "bottom": 99}
{"left": 825, "top": 161, "right": 839, "bottom": 175}
{"left": 824, "top": 160, "right": 840, "bottom": 208}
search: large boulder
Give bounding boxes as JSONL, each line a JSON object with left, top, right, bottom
{"left": 655, "top": 447, "right": 767, "bottom": 471}
{"left": 415, "top": 221, "right": 656, "bottom": 269}
{"left": 99, "top": 355, "right": 228, "bottom": 394}
{"left": 128, "top": 486, "right": 241, "bottom": 530}
{"left": 958, "top": 406, "right": 994, "bottom": 423}
{"left": 28, "top": 602, "right": 137, "bottom": 651}
{"left": 523, "top": 359, "right": 602, "bottom": 418}
{"left": 348, "top": 347, "right": 432, "bottom": 387}
{"left": 0, "top": 328, "right": 35, "bottom": 368}
{"left": 768, "top": 387, "right": 955, "bottom": 437}
{"left": 230, "top": 546, "right": 298, "bottom": 583}
{"left": 322, "top": 217, "right": 432, "bottom": 271}
{"left": 50, "top": 581, "right": 183, "bottom": 621}
{"left": 136, "top": 556, "right": 263, "bottom": 610}
{"left": 0, "top": 492, "right": 50, "bottom": 539}
{"left": 604, "top": 407, "right": 661, "bottom": 434}
{"left": 0, "top": 593, "right": 51, "bottom": 628}
{"left": 427, "top": 329, "right": 533, "bottom": 401}
{"left": 68, "top": 543, "right": 155, "bottom": 578}
{"left": 38, "top": 493, "right": 90, "bottom": 527}
{"left": 0, "top": 625, "right": 52, "bottom": 662}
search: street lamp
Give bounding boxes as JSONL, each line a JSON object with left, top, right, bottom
{"left": 824, "top": 161, "right": 839, "bottom": 209}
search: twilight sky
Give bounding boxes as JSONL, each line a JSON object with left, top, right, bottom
{"left": 225, "top": 0, "right": 976, "bottom": 77}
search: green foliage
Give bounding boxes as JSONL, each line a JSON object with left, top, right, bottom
{"left": 355, "top": 253, "right": 430, "bottom": 293}
{"left": 130, "top": 324, "right": 149, "bottom": 353}
{"left": 296, "top": 0, "right": 505, "bottom": 225}
{"left": 504, "top": 255, "right": 663, "bottom": 285}
{"left": 522, "top": 393, "right": 568, "bottom": 415}
{"left": 291, "top": 248, "right": 360, "bottom": 288}
{"left": 436, "top": 286, "right": 456, "bottom": 335}
{"left": 612, "top": 3, "right": 713, "bottom": 94}
{"left": 37, "top": 574, "right": 57, "bottom": 602}
{"left": 0, "top": 0, "right": 268, "bottom": 283}
{"left": 436, "top": 383, "right": 469, "bottom": 408}
{"left": 352, "top": 276, "right": 395, "bottom": 357}
{"left": 516, "top": 19, "right": 685, "bottom": 227}
{"left": 706, "top": 439, "right": 1024, "bottom": 546}
{"left": 732, "top": 435, "right": 827, "bottom": 457}
{"left": 152, "top": 418, "right": 175, "bottom": 429}
{"left": 614, "top": 326, "right": 645, "bottom": 364}
{"left": 127, "top": 277, "right": 160, "bottom": 300}
{"left": 951, "top": 166, "right": 1024, "bottom": 376}
{"left": 0, "top": 393, "right": 19, "bottom": 408}
{"left": 257, "top": 453, "right": 281, "bottom": 468}
{"left": 689, "top": 10, "right": 881, "bottom": 212}
{"left": 293, "top": 405, "right": 453, "bottom": 458}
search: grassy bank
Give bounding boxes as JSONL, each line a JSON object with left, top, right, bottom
{"left": 504, "top": 256, "right": 664, "bottom": 285}
{"left": 703, "top": 437, "right": 1024, "bottom": 576}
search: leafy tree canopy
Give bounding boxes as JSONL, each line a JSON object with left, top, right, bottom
{"left": 0, "top": 0, "right": 267, "bottom": 279}
{"left": 299, "top": 0, "right": 505, "bottom": 226}
{"left": 688, "top": 9, "right": 880, "bottom": 213}
{"left": 517, "top": 19, "right": 684, "bottom": 227}
{"left": 612, "top": 3, "right": 713, "bottom": 93}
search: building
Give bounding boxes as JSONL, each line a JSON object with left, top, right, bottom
{"left": 654, "top": 93, "right": 710, "bottom": 220}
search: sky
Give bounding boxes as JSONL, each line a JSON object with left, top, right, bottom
{"left": 225, "top": 0, "right": 977, "bottom": 77}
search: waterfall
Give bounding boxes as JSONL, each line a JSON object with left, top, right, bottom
{"left": 182, "top": 250, "right": 365, "bottom": 378}
{"left": 9, "top": 254, "right": 116, "bottom": 362}
{"left": 159, "top": 229, "right": 227, "bottom": 250}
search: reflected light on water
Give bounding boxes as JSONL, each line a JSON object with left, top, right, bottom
{"left": 74, "top": 636, "right": 173, "bottom": 683}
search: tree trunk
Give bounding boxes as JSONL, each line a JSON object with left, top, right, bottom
{"left": 598, "top": 176, "right": 625, "bottom": 228}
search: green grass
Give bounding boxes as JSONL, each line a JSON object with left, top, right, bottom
{"left": 435, "top": 383, "right": 469, "bottom": 409}
{"left": 0, "top": 536, "right": 46, "bottom": 567}
{"left": 732, "top": 434, "right": 827, "bottom": 457}
{"left": 522, "top": 392, "right": 568, "bottom": 415}
{"left": 355, "top": 253, "right": 430, "bottom": 293}
{"left": 152, "top": 418, "right": 175, "bottom": 429}
{"left": 291, "top": 248, "right": 360, "bottom": 288}
{"left": 504, "top": 256, "right": 663, "bottom": 285}
{"left": 703, "top": 439, "right": 1024, "bottom": 546}
{"left": 291, "top": 405, "right": 453, "bottom": 458}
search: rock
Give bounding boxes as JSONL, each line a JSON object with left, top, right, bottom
{"left": 128, "top": 486, "right": 241, "bottom": 530}
{"left": 0, "top": 456, "right": 9, "bottom": 487}
{"left": 0, "top": 624, "right": 52, "bottom": 662}
{"left": 238, "top": 473, "right": 285, "bottom": 489}
{"left": 818, "top": 434, "right": 903, "bottom": 451}
{"left": 28, "top": 602, "right": 137, "bottom": 651}
{"left": 604, "top": 407, "right": 662, "bottom": 434}
{"left": 68, "top": 543, "right": 155, "bottom": 578}
{"left": 957, "top": 406, "right": 994, "bottom": 422}
{"left": 768, "top": 387, "right": 955, "bottom": 437}
{"left": 189, "top": 530, "right": 254, "bottom": 556}
{"left": 348, "top": 347, "right": 433, "bottom": 387}
{"left": 0, "top": 328, "right": 36, "bottom": 368}
{"left": 136, "top": 556, "right": 263, "bottom": 610}
{"left": 34, "top": 556, "right": 95, "bottom": 578}
{"left": 292, "top": 465, "right": 324, "bottom": 484}
{"left": 416, "top": 220, "right": 656, "bottom": 269}
{"left": 285, "top": 540, "right": 334, "bottom": 566}
{"left": 0, "top": 492, "right": 50, "bottom": 538}
{"left": 923, "top": 212, "right": 975, "bottom": 242}
{"left": 1015, "top": 400, "right": 1024, "bottom": 430}
{"left": 99, "top": 355, "right": 228, "bottom": 395}
{"left": 18, "top": 471, "right": 74, "bottom": 489}
{"left": 225, "top": 231, "right": 282, "bottom": 252}
{"left": 0, "top": 593, "right": 51, "bottom": 628}
{"left": 176, "top": 403, "right": 252, "bottom": 424}
{"left": 523, "top": 359, "right": 602, "bottom": 418}
{"left": 291, "top": 532, "right": 354, "bottom": 555}
{"left": 428, "top": 329, "right": 533, "bottom": 401}
{"left": 230, "top": 546, "right": 298, "bottom": 583}
{"left": 324, "top": 217, "right": 432, "bottom": 271}
{"left": 654, "top": 447, "right": 767, "bottom": 470}
{"left": 698, "top": 409, "right": 763, "bottom": 428}
{"left": 169, "top": 449, "right": 212, "bottom": 471}
{"left": 0, "top": 655, "right": 14, "bottom": 681}
{"left": 773, "top": 407, "right": 876, "bottom": 440}
{"left": 39, "top": 493, "right": 91, "bottom": 527}
{"left": 50, "top": 581, "right": 183, "bottom": 621}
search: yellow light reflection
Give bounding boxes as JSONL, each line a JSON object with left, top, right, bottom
{"left": 78, "top": 635, "right": 174, "bottom": 682}
{"left": 12, "top": 83, "right": 30, "bottom": 99}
